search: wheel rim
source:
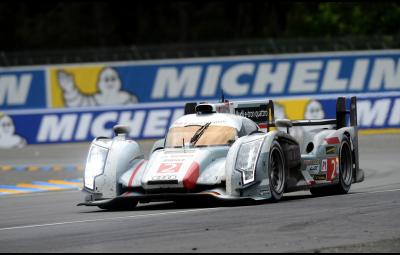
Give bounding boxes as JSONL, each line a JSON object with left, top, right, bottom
{"left": 270, "top": 147, "right": 284, "bottom": 194}
{"left": 340, "top": 142, "right": 352, "bottom": 186}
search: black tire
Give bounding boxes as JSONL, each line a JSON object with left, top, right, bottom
{"left": 98, "top": 200, "right": 138, "bottom": 211}
{"left": 336, "top": 136, "right": 353, "bottom": 194}
{"left": 268, "top": 141, "right": 286, "bottom": 202}
{"left": 310, "top": 137, "right": 353, "bottom": 196}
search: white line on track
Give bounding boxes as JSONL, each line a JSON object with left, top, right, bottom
{"left": 0, "top": 188, "right": 399, "bottom": 232}
{"left": 0, "top": 207, "right": 221, "bottom": 232}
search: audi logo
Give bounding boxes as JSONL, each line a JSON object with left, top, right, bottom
{"left": 151, "top": 175, "right": 177, "bottom": 180}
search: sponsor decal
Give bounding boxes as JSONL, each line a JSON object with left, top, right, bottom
{"left": 326, "top": 146, "right": 337, "bottom": 154}
{"left": 306, "top": 164, "right": 320, "bottom": 174}
{"left": 234, "top": 104, "right": 269, "bottom": 123}
{"left": 304, "top": 159, "right": 320, "bottom": 165}
{"left": 313, "top": 174, "right": 326, "bottom": 181}
{"left": 151, "top": 174, "right": 177, "bottom": 181}
{"left": 322, "top": 159, "right": 327, "bottom": 172}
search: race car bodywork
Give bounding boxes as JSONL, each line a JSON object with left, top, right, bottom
{"left": 78, "top": 97, "right": 364, "bottom": 209}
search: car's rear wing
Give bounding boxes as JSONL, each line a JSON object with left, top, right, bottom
{"left": 184, "top": 99, "right": 276, "bottom": 131}
{"left": 185, "top": 96, "right": 358, "bottom": 129}
{"left": 288, "top": 96, "right": 358, "bottom": 129}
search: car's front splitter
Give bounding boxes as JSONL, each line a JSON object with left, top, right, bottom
{"left": 77, "top": 189, "right": 256, "bottom": 207}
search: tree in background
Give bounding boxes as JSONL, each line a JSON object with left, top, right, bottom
{"left": 0, "top": 1, "right": 399, "bottom": 51}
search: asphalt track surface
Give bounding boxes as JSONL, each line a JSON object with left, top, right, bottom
{"left": 0, "top": 135, "right": 399, "bottom": 252}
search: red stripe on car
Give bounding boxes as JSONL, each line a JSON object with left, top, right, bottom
{"left": 258, "top": 123, "right": 268, "bottom": 129}
{"left": 183, "top": 162, "right": 200, "bottom": 190}
{"left": 128, "top": 160, "right": 145, "bottom": 188}
{"left": 325, "top": 137, "right": 340, "bottom": 144}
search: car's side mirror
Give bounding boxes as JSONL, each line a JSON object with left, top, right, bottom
{"left": 113, "top": 125, "right": 131, "bottom": 136}
{"left": 151, "top": 139, "right": 166, "bottom": 154}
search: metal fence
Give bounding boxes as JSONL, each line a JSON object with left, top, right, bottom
{"left": 1, "top": 35, "right": 399, "bottom": 67}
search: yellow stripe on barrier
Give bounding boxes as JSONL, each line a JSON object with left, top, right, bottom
{"left": 1, "top": 166, "right": 13, "bottom": 172}
{"left": 359, "top": 129, "right": 400, "bottom": 135}
{"left": 27, "top": 166, "right": 40, "bottom": 172}
{"left": 48, "top": 180, "right": 82, "bottom": 187}
{"left": 16, "top": 184, "right": 64, "bottom": 191}
{"left": 0, "top": 189, "right": 27, "bottom": 194}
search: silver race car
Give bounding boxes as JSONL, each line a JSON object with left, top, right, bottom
{"left": 78, "top": 97, "right": 364, "bottom": 210}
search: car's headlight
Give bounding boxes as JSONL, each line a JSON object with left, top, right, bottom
{"left": 235, "top": 139, "right": 263, "bottom": 185}
{"left": 84, "top": 144, "right": 109, "bottom": 190}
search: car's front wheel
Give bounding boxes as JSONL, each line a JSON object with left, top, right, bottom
{"left": 268, "top": 141, "right": 286, "bottom": 202}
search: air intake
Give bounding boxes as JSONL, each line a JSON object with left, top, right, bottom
{"left": 195, "top": 104, "right": 216, "bottom": 114}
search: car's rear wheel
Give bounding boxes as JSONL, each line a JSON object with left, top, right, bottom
{"left": 310, "top": 137, "right": 353, "bottom": 196}
{"left": 268, "top": 141, "right": 286, "bottom": 202}
{"left": 336, "top": 136, "right": 353, "bottom": 193}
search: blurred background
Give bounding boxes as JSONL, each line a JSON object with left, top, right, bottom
{"left": 1, "top": 2, "right": 400, "bottom": 65}
{"left": 0, "top": 1, "right": 399, "bottom": 194}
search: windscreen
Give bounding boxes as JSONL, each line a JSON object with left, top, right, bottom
{"left": 165, "top": 125, "right": 237, "bottom": 148}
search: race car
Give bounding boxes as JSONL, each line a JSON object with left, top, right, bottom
{"left": 78, "top": 96, "right": 364, "bottom": 210}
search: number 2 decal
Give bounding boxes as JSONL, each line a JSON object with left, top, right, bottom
{"left": 157, "top": 163, "right": 182, "bottom": 173}
{"left": 326, "top": 157, "right": 338, "bottom": 182}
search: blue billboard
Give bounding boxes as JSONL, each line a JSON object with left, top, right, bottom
{"left": 1, "top": 50, "right": 400, "bottom": 110}
{"left": 1, "top": 95, "right": 399, "bottom": 146}
{"left": 0, "top": 50, "right": 399, "bottom": 147}
{"left": 47, "top": 50, "right": 400, "bottom": 108}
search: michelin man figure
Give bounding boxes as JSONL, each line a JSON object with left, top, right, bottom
{"left": 0, "top": 113, "right": 26, "bottom": 149}
{"left": 303, "top": 99, "right": 329, "bottom": 133}
{"left": 304, "top": 100, "right": 325, "bottom": 120}
{"left": 57, "top": 67, "right": 138, "bottom": 107}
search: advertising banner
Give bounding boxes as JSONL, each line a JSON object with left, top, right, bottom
{"left": 0, "top": 69, "right": 46, "bottom": 109}
{"left": 1, "top": 50, "right": 399, "bottom": 110}
{"left": 46, "top": 50, "right": 400, "bottom": 108}
{"left": 1, "top": 50, "right": 399, "bottom": 147}
{"left": 2, "top": 105, "right": 184, "bottom": 146}
{"left": 2, "top": 95, "right": 399, "bottom": 147}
